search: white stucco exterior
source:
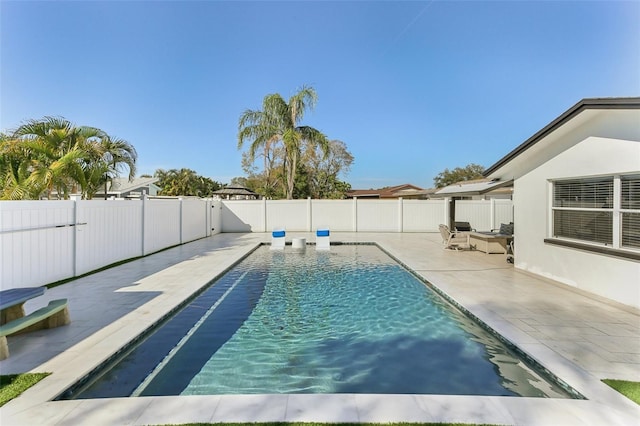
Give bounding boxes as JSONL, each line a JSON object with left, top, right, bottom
{"left": 486, "top": 99, "right": 640, "bottom": 309}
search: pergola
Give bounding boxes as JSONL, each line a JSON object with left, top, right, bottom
{"left": 212, "top": 186, "right": 260, "bottom": 200}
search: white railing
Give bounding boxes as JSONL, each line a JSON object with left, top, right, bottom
{"left": 0, "top": 197, "right": 511, "bottom": 290}
{"left": 0, "top": 197, "right": 216, "bottom": 290}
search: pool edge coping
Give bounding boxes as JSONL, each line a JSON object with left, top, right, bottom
{"left": 2, "top": 233, "right": 639, "bottom": 425}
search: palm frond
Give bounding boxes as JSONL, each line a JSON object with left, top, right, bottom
{"left": 288, "top": 85, "right": 317, "bottom": 124}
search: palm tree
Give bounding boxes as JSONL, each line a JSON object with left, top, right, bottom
{"left": 11, "top": 117, "right": 91, "bottom": 199}
{"left": 155, "top": 168, "right": 196, "bottom": 196}
{"left": 0, "top": 133, "right": 41, "bottom": 199}
{"left": 82, "top": 160, "right": 111, "bottom": 200}
{"left": 5, "top": 117, "right": 138, "bottom": 199}
{"left": 91, "top": 135, "right": 138, "bottom": 199}
{"left": 238, "top": 86, "right": 329, "bottom": 199}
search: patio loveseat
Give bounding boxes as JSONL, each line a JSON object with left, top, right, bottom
{"left": 468, "top": 222, "right": 514, "bottom": 254}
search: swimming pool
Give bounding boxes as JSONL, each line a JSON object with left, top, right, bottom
{"left": 60, "top": 244, "right": 579, "bottom": 399}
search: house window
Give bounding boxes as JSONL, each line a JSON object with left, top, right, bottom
{"left": 551, "top": 175, "right": 640, "bottom": 250}
{"left": 552, "top": 177, "right": 613, "bottom": 245}
{"left": 621, "top": 175, "right": 640, "bottom": 249}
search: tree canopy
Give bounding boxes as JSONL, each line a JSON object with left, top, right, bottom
{"left": 237, "top": 86, "right": 352, "bottom": 199}
{"left": 433, "top": 163, "right": 485, "bottom": 188}
{"left": 0, "top": 116, "right": 136, "bottom": 200}
{"left": 303, "top": 139, "right": 353, "bottom": 199}
{"left": 238, "top": 86, "right": 331, "bottom": 199}
{"left": 237, "top": 137, "right": 353, "bottom": 199}
{"left": 154, "top": 168, "right": 223, "bottom": 197}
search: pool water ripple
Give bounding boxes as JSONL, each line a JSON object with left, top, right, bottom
{"left": 178, "top": 246, "right": 570, "bottom": 397}
{"left": 67, "top": 245, "right": 575, "bottom": 399}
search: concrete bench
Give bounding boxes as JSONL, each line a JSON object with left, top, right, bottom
{"left": 0, "top": 299, "right": 70, "bottom": 360}
{"left": 0, "top": 287, "right": 46, "bottom": 325}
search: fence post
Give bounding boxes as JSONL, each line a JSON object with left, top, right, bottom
{"left": 141, "top": 194, "right": 147, "bottom": 256}
{"left": 71, "top": 195, "right": 80, "bottom": 277}
{"left": 398, "top": 197, "right": 403, "bottom": 232}
{"left": 206, "top": 199, "right": 212, "bottom": 236}
{"left": 179, "top": 197, "right": 184, "bottom": 244}
{"left": 443, "top": 197, "right": 451, "bottom": 228}
{"left": 490, "top": 198, "right": 496, "bottom": 231}
{"left": 263, "top": 198, "right": 267, "bottom": 232}
{"left": 353, "top": 197, "right": 358, "bottom": 232}
{"left": 307, "top": 197, "right": 312, "bottom": 232}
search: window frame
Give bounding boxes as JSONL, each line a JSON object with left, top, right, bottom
{"left": 621, "top": 175, "right": 640, "bottom": 250}
{"left": 547, "top": 174, "right": 640, "bottom": 260}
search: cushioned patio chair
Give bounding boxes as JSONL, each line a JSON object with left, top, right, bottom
{"left": 439, "top": 224, "right": 471, "bottom": 251}
{"left": 491, "top": 222, "right": 514, "bottom": 237}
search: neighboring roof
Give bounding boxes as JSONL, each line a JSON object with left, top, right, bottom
{"left": 434, "top": 178, "right": 513, "bottom": 197}
{"left": 347, "top": 183, "right": 427, "bottom": 198}
{"left": 97, "top": 177, "right": 160, "bottom": 194}
{"left": 212, "top": 186, "right": 258, "bottom": 196}
{"left": 484, "top": 97, "right": 640, "bottom": 178}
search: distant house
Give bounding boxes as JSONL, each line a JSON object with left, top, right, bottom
{"left": 94, "top": 177, "right": 161, "bottom": 199}
{"left": 212, "top": 186, "right": 260, "bottom": 200}
{"left": 484, "top": 97, "right": 640, "bottom": 309}
{"left": 346, "top": 184, "right": 434, "bottom": 199}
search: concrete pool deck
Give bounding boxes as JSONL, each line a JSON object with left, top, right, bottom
{"left": 1, "top": 232, "right": 639, "bottom": 425}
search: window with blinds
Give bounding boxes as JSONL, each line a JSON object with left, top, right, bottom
{"left": 552, "top": 175, "right": 640, "bottom": 250}
{"left": 621, "top": 175, "right": 640, "bottom": 248}
{"left": 553, "top": 178, "right": 613, "bottom": 208}
{"left": 552, "top": 178, "right": 613, "bottom": 244}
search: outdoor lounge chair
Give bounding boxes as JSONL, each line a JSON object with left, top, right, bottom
{"left": 506, "top": 240, "right": 515, "bottom": 264}
{"left": 271, "top": 228, "right": 286, "bottom": 250}
{"left": 439, "top": 224, "right": 471, "bottom": 251}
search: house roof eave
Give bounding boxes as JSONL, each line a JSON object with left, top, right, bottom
{"left": 483, "top": 97, "right": 640, "bottom": 179}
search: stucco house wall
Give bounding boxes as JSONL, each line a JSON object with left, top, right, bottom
{"left": 485, "top": 99, "right": 640, "bottom": 309}
{"left": 515, "top": 135, "right": 640, "bottom": 308}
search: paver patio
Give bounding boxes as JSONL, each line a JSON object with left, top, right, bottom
{"left": 1, "top": 232, "right": 639, "bottom": 425}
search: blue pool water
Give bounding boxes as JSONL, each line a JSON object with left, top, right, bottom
{"left": 63, "top": 244, "right": 576, "bottom": 399}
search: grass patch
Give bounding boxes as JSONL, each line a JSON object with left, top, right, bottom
{"left": 46, "top": 243, "right": 183, "bottom": 289}
{"left": 603, "top": 379, "right": 640, "bottom": 405}
{"left": 0, "top": 373, "right": 50, "bottom": 407}
{"left": 155, "top": 422, "right": 497, "bottom": 426}
{"left": 154, "top": 423, "right": 498, "bottom": 426}
{"left": 46, "top": 255, "right": 145, "bottom": 288}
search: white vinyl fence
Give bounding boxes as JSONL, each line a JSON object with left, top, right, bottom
{"left": 0, "top": 197, "right": 216, "bottom": 290}
{"left": 0, "top": 197, "right": 511, "bottom": 290}
{"left": 454, "top": 199, "right": 514, "bottom": 233}
{"left": 221, "top": 198, "right": 513, "bottom": 233}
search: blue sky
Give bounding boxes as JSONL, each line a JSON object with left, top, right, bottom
{"left": 2, "top": 1, "right": 639, "bottom": 189}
